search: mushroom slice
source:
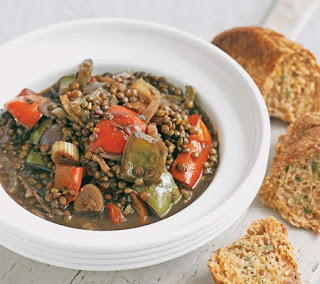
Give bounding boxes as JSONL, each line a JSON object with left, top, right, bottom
{"left": 74, "top": 184, "right": 104, "bottom": 213}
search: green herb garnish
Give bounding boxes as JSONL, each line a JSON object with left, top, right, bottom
{"left": 237, "top": 242, "right": 245, "bottom": 247}
{"left": 314, "top": 173, "right": 320, "bottom": 182}
{"left": 285, "top": 91, "right": 292, "bottom": 95}
{"left": 295, "top": 176, "right": 301, "bottom": 182}
{"left": 252, "top": 275, "right": 264, "bottom": 284}
{"left": 285, "top": 165, "right": 290, "bottom": 172}
{"left": 311, "top": 161, "right": 318, "bottom": 173}
{"left": 304, "top": 205, "right": 312, "bottom": 214}
{"left": 244, "top": 256, "right": 254, "bottom": 269}
{"left": 281, "top": 74, "right": 287, "bottom": 81}
{"left": 264, "top": 245, "right": 274, "bottom": 251}
{"left": 295, "top": 195, "right": 308, "bottom": 203}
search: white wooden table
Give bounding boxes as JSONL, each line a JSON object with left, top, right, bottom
{"left": 1, "top": 1, "right": 320, "bottom": 283}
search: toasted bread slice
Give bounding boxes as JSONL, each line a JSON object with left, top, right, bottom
{"left": 259, "top": 114, "right": 320, "bottom": 234}
{"left": 212, "top": 27, "right": 320, "bottom": 123}
{"left": 208, "top": 217, "right": 301, "bottom": 284}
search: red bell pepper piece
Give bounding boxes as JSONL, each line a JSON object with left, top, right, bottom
{"left": 106, "top": 202, "right": 126, "bottom": 224}
{"left": 171, "top": 114, "right": 212, "bottom": 189}
{"left": 89, "top": 105, "right": 147, "bottom": 154}
{"left": 54, "top": 163, "right": 84, "bottom": 203}
{"left": 17, "top": 88, "right": 39, "bottom": 97}
{"left": 90, "top": 76, "right": 97, "bottom": 82}
{"left": 5, "top": 89, "right": 47, "bottom": 130}
{"left": 188, "top": 114, "right": 212, "bottom": 144}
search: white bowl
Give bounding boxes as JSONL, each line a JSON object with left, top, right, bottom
{"left": 0, "top": 19, "right": 270, "bottom": 270}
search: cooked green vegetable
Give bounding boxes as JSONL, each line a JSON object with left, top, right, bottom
{"left": 29, "top": 118, "right": 50, "bottom": 145}
{"left": 134, "top": 170, "right": 181, "bottom": 218}
{"left": 58, "top": 74, "right": 75, "bottom": 95}
{"left": 25, "top": 150, "right": 49, "bottom": 169}
{"left": 120, "top": 131, "right": 168, "bottom": 183}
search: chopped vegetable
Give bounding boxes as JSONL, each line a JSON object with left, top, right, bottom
{"left": 5, "top": 91, "right": 48, "bottom": 130}
{"left": 134, "top": 171, "right": 181, "bottom": 218}
{"left": 147, "top": 123, "right": 160, "bottom": 140}
{"left": 38, "top": 98, "right": 56, "bottom": 117}
{"left": 161, "top": 94, "right": 183, "bottom": 105}
{"left": 131, "top": 191, "right": 149, "bottom": 223}
{"left": 60, "top": 94, "right": 84, "bottom": 126}
{"left": 51, "top": 107, "right": 68, "bottom": 119}
{"left": 51, "top": 141, "right": 79, "bottom": 165}
{"left": 17, "top": 88, "right": 38, "bottom": 97}
{"left": 106, "top": 202, "right": 126, "bottom": 224}
{"left": 29, "top": 118, "right": 50, "bottom": 145}
{"left": 39, "top": 125, "right": 63, "bottom": 148}
{"left": 171, "top": 114, "right": 212, "bottom": 188}
{"left": 132, "top": 78, "right": 161, "bottom": 123}
{"left": 184, "top": 86, "right": 195, "bottom": 109}
{"left": 121, "top": 131, "right": 168, "bottom": 183}
{"left": 92, "top": 154, "right": 110, "bottom": 173}
{"left": 99, "top": 152, "right": 122, "bottom": 161}
{"left": 123, "top": 101, "right": 148, "bottom": 114}
{"left": 89, "top": 105, "right": 147, "bottom": 155}
{"left": 58, "top": 75, "right": 75, "bottom": 95}
{"left": 25, "top": 150, "right": 49, "bottom": 169}
{"left": 54, "top": 164, "right": 83, "bottom": 203}
{"left": 75, "top": 59, "right": 93, "bottom": 87}
{"left": 74, "top": 184, "right": 104, "bottom": 213}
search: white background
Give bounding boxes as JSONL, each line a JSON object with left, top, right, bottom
{"left": 1, "top": 0, "right": 320, "bottom": 283}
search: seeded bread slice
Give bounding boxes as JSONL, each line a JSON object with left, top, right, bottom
{"left": 208, "top": 217, "right": 301, "bottom": 284}
{"left": 259, "top": 114, "right": 320, "bottom": 234}
{"left": 212, "top": 27, "right": 320, "bottom": 123}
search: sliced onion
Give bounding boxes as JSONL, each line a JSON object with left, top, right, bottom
{"left": 147, "top": 123, "right": 160, "bottom": 140}
{"left": 99, "top": 153, "right": 122, "bottom": 161}
{"left": 92, "top": 154, "right": 110, "bottom": 173}
{"left": 51, "top": 107, "right": 68, "bottom": 119}
{"left": 132, "top": 78, "right": 161, "bottom": 123}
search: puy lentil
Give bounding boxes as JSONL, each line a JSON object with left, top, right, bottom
{"left": 135, "top": 178, "right": 144, "bottom": 186}
{"left": 140, "top": 191, "right": 150, "bottom": 201}
{"left": 176, "top": 162, "right": 186, "bottom": 172}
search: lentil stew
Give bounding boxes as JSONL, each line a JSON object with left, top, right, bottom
{"left": 0, "top": 60, "right": 219, "bottom": 230}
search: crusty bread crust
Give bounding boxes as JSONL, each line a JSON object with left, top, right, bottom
{"left": 207, "top": 217, "right": 301, "bottom": 284}
{"left": 212, "top": 27, "right": 320, "bottom": 123}
{"left": 259, "top": 114, "right": 320, "bottom": 234}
